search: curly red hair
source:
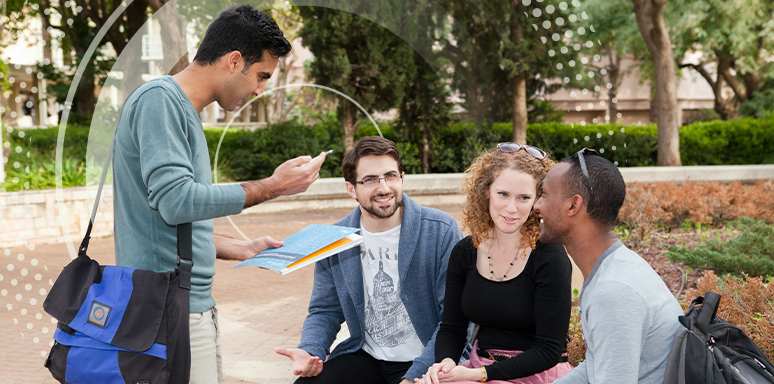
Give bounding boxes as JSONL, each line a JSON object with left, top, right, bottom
{"left": 461, "top": 147, "right": 555, "bottom": 248}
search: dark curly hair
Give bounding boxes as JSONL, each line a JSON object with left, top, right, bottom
{"left": 461, "top": 148, "right": 555, "bottom": 248}
{"left": 193, "top": 5, "right": 292, "bottom": 69}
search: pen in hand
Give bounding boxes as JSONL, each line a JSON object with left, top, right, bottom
{"left": 301, "top": 150, "right": 334, "bottom": 167}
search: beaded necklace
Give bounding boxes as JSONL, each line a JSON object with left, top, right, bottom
{"left": 487, "top": 237, "right": 527, "bottom": 281}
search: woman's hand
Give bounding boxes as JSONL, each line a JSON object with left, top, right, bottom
{"left": 415, "top": 364, "right": 485, "bottom": 384}
{"left": 415, "top": 358, "right": 456, "bottom": 384}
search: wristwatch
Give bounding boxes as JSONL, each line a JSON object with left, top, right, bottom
{"left": 480, "top": 366, "right": 487, "bottom": 382}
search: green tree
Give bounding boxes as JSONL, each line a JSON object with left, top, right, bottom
{"left": 674, "top": 0, "right": 774, "bottom": 120}
{"left": 576, "top": 0, "right": 645, "bottom": 124}
{"left": 298, "top": 5, "right": 414, "bottom": 151}
{"left": 437, "top": 0, "right": 583, "bottom": 144}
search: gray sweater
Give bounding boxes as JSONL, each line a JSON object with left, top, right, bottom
{"left": 554, "top": 241, "right": 682, "bottom": 384}
{"left": 113, "top": 76, "right": 245, "bottom": 313}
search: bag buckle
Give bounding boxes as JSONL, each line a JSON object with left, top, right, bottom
{"left": 177, "top": 256, "right": 194, "bottom": 268}
{"left": 177, "top": 256, "right": 193, "bottom": 290}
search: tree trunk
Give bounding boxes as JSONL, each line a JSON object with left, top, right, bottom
{"left": 511, "top": 73, "right": 527, "bottom": 144}
{"left": 148, "top": 0, "right": 189, "bottom": 75}
{"left": 421, "top": 126, "right": 430, "bottom": 174}
{"left": 607, "top": 53, "right": 620, "bottom": 124}
{"left": 340, "top": 102, "right": 358, "bottom": 152}
{"left": 713, "top": 58, "right": 739, "bottom": 120}
{"left": 632, "top": 0, "right": 681, "bottom": 166}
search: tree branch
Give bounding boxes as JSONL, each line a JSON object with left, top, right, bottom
{"left": 678, "top": 61, "right": 716, "bottom": 90}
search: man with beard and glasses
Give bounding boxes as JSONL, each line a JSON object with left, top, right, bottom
{"left": 532, "top": 150, "right": 681, "bottom": 384}
{"left": 275, "top": 136, "right": 464, "bottom": 384}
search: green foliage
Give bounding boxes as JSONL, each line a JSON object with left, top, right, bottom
{"left": 684, "top": 109, "right": 722, "bottom": 125}
{"left": 0, "top": 60, "right": 11, "bottom": 92}
{"left": 667, "top": 217, "right": 774, "bottom": 277}
{"left": 679, "top": 117, "right": 774, "bottom": 165}
{"left": 671, "top": 0, "right": 774, "bottom": 118}
{"left": 437, "top": 0, "right": 583, "bottom": 123}
{"left": 0, "top": 157, "right": 85, "bottom": 191}
{"left": 739, "top": 80, "right": 774, "bottom": 119}
{"left": 4, "top": 125, "right": 91, "bottom": 162}
{"left": 528, "top": 100, "right": 565, "bottom": 124}
{"left": 205, "top": 114, "right": 347, "bottom": 181}
{"left": 6, "top": 114, "right": 774, "bottom": 191}
{"left": 298, "top": 6, "right": 415, "bottom": 140}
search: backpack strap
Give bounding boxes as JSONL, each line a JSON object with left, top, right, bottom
{"left": 696, "top": 291, "right": 721, "bottom": 336}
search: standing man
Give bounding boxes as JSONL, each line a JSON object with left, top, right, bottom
{"left": 112, "top": 5, "right": 327, "bottom": 383}
{"left": 533, "top": 149, "right": 682, "bottom": 384}
{"left": 275, "top": 136, "right": 464, "bottom": 384}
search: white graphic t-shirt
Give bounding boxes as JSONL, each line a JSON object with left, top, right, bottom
{"left": 360, "top": 223, "right": 425, "bottom": 362}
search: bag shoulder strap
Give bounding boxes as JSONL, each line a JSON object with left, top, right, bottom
{"left": 696, "top": 291, "right": 721, "bottom": 335}
{"left": 79, "top": 78, "right": 193, "bottom": 290}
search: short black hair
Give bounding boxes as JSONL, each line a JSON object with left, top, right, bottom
{"left": 560, "top": 154, "right": 626, "bottom": 227}
{"left": 342, "top": 136, "right": 404, "bottom": 184}
{"left": 193, "top": 5, "right": 292, "bottom": 69}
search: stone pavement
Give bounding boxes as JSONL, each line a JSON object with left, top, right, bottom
{"left": 0, "top": 205, "right": 457, "bottom": 383}
{"left": 0, "top": 204, "right": 581, "bottom": 383}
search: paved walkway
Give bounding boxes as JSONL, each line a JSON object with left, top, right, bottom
{"left": 0, "top": 204, "right": 582, "bottom": 383}
{"left": 0, "top": 206, "right": 459, "bottom": 383}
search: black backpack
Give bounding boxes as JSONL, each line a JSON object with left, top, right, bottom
{"left": 664, "top": 291, "right": 774, "bottom": 384}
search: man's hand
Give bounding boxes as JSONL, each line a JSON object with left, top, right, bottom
{"left": 241, "top": 152, "right": 327, "bottom": 208}
{"left": 214, "top": 235, "right": 283, "bottom": 261}
{"left": 270, "top": 153, "right": 326, "bottom": 197}
{"left": 274, "top": 347, "right": 323, "bottom": 377}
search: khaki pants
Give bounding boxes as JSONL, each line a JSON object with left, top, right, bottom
{"left": 189, "top": 307, "right": 222, "bottom": 384}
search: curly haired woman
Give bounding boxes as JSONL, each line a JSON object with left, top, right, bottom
{"left": 418, "top": 144, "right": 573, "bottom": 384}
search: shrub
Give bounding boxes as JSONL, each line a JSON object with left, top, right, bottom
{"left": 680, "top": 117, "right": 774, "bottom": 165}
{"left": 567, "top": 298, "right": 585, "bottom": 367}
{"left": 618, "top": 180, "right": 774, "bottom": 228}
{"left": 207, "top": 114, "right": 348, "bottom": 181}
{"left": 667, "top": 217, "right": 774, "bottom": 277}
{"left": 4, "top": 114, "right": 773, "bottom": 190}
{"left": 0, "top": 157, "right": 85, "bottom": 191}
{"left": 683, "top": 270, "right": 774, "bottom": 362}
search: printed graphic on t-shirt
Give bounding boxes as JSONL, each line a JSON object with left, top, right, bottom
{"left": 364, "top": 259, "right": 414, "bottom": 347}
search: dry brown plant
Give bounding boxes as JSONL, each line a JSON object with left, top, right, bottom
{"left": 683, "top": 271, "right": 774, "bottom": 362}
{"left": 567, "top": 299, "right": 586, "bottom": 367}
{"left": 618, "top": 180, "right": 774, "bottom": 228}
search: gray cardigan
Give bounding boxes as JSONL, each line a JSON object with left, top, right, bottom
{"left": 298, "top": 194, "right": 463, "bottom": 381}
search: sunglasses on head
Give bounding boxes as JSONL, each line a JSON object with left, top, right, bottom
{"left": 496, "top": 143, "right": 547, "bottom": 159}
{"left": 572, "top": 148, "right": 598, "bottom": 213}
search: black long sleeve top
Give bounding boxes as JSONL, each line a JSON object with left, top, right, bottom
{"left": 434, "top": 236, "right": 572, "bottom": 381}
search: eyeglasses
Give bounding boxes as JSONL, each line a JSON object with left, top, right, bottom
{"left": 354, "top": 173, "right": 403, "bottom": 187}
{"left": 496, "top": 143, "right": 547, "bottom": 159}
{"left": 572, "top": 148, "right": 598, "bottom": 213}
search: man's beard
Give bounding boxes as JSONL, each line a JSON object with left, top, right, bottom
{"left": 361, "top": 192, "right": 403, "bottom": 220}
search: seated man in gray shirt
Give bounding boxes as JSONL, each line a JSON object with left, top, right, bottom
{"left": 533, "top": 149, "right": 683, "bottom": 384}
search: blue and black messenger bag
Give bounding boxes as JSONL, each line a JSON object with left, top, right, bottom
{"left": 41, "top": 133, "right": 193, "bottom": 384}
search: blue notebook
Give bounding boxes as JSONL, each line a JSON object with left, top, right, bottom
{"left": 235, "top": 224, "right": 362, "bottom": 274}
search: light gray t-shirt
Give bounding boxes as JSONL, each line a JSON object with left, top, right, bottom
{"left": 360, "top": 223, "right": 425, "bottom": 362}
{"left": 554, "top": 240, "right": 683, "bottom": 384}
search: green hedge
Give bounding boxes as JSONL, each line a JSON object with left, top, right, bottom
{"left": 3, "top": 115, "right": 772, "bottom": 188}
